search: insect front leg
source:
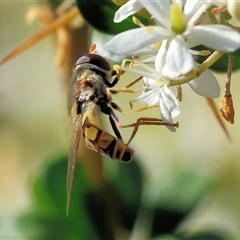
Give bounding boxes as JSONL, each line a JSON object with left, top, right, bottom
{"left": 106, "top": 58, "right": 134, "bottom": 88}
{"left": 110, "top": 99, "right": 159, "bottom": 115}
{"left": 109, "top": 76, "right": 145, "bottom": 94}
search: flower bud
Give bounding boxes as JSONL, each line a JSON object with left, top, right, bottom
{"left": 220, "top": 94, "right": 235, "bottom": 124}
{"left": 228, "top": 0, "right": 240, "bottom": 22}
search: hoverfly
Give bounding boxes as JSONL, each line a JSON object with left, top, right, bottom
{"left": 66, "top": 44, "right": 134, "bottom": 215}
{"left": 66, "top": 45, "right": 179, "bottom": 215}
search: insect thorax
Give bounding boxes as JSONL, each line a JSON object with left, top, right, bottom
{"left": 75, "top": 69, "right": 109, "bottom": 115}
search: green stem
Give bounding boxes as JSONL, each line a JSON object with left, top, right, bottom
{"left": 169, "top": 50, "right": 224, "bottom": 87}
{"left": 206, "top": 7, "right": 219, "bottom": 24}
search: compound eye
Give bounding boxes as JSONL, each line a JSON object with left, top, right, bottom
{"left": 75, "top": 54, "right": 111, "bottom": 72}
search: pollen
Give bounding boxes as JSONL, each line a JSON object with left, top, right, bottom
{"left": 132, "top": 16, "right": 141, "bottom": 26}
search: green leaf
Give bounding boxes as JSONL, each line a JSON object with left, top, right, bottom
{"left": 152, "top": 234, "right": 180, "bottom": 240}
{"left": 18, "top": 154, "right": 97, "bottom": 239}
{"left": 105, "top": 158, "right": 143, "bottom": 205}
{"left": 76, "top": 0, "right": 150, "bottom": 34}
{"left": 31, "top": 155, "right": 90, "bottom": 215}
{"left": 142, "top": 169, "right": 212, "bottom": 211}
{"left": 81, "top": 159, "right": 144, "bottom": 238}
{"left": 151, "top": 207, "right": 187, "bottom": 237}
{"left": 210, "top": 50, "right": 240, "bottom": 72}
{"left": 83, "top": 184, "right": 126, "bottom": 239}
{"left": 181, "top": 232, "right": 224, "bottom": 240}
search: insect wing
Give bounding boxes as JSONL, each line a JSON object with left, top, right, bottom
{"left": 67, "top": 69, "right": 80, "bottom": 116}
{"left": 66, "top": 115, "right": 81, "bottom": 216}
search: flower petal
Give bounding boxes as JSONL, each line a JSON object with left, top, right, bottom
{"left": 133, "top": 77, "right": 160, "bottom": 105}
{"left": 114, "top": 0, "right": 143, "bottom": 23}
{"left": 155, "top": 40, "right": 167, "bottom": 72}
{"left": 159, "top": 88, "right": 177, "bottom": 132}
{"left": 130, "top": 46, "right": 158, "bottom": 56}
{"left": 91, "top": 30, "right": 127, "bottom": 62}
{"left": 141, "top": 1, "right": 171, "bottom": 28}
{"left": 185, "top": 2, "right": 210, "bottom": 26}
{"left": 158, "top": 85, "right": 180, "bottom": 132}
{"left": 161, "top": 85, "right": 180, "bottom": 118}
{"left": 189, "top": 25, "right": 240, "bottom": 52}
{"left": 105, "top": 27, "right": 172, "bottom": 55}
{"left": 162, "top": 36, "right": 194, "bottom": 79}
{"left": 142, "top": 88, "right": 160, "bottom": 106}
{"left": 188, "top": 68, "right": 220, "bottom": 98}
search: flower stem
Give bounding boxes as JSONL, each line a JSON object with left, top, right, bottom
{"left": 169, "top": 50, "right": 224, "bottom": 87}
{"left": 225, "top": 56, "right": 234, "bottom": 96}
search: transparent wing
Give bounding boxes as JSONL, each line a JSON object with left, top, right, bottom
{"left": 66, "top": 115, "right": 81, "bottom": 216}
{"left": 67, "top": 70, "right": 79, "bottom": 116}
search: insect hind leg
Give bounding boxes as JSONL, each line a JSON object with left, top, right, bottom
{"left": 119, "top": 117, "right": 179, "bottom": 145}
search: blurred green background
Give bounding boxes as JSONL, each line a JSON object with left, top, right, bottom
{"left": 1, "top": 2, "right": 240, "bottom": 239}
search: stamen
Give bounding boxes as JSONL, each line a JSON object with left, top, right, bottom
{"left": 132, "top": 16, "right": 145, "bottom": 28}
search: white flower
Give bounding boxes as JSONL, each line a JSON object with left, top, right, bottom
{"left": 91, "top": 30, "right": 127, "bottom": 63}
{"left": 134, "top": 78, "right": 180, "bottom": 132}
{"left": 122, "top": 57, "right": 220, "bottom": 131}
{"left": 105, "top": 0, "right": 240, "bottom": 78}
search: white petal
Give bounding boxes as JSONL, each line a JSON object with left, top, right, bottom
{"left": 130, "top": 46, "right": 158, "bottom": 56}
{"left": 176, "top": 0, "right": 184, "bottom": 10}
{"left": 134, "top": 58, "right": 161, "bottom": 77}
{"left": 155, "top": 40, "right": 168, "bottom": 72}
{"left": 188, "top": 68, "right": 220, "bottom": 98}
{"left": 133, "top": 87, "right": 160, "bottom": 105}
{"left": 189, "top": 25, "right": 240, "bottom": 52}
{"left": 184, "top": 1, "right": 204, "bottom": 17}
{"left": 141, "top": 1, "right": 171, "bottom": 29}
{"left": 104, "top": 27, "right": 172, "bottom": 55}
{"left": 162, "top": 36, "right": 194, "bottom": 79}
{"left": 142, "top": 76, "right": 156, "bottom": 85}
{"left": 143, "top": 89, "right": 160, "bottom": 106}
{"left": 185, "top": 2, "right": 210, "bottom": 26}
{"left": 161, "top": 85, "right": 180, "bottom": 118}
{"left": 159, "top": 89, "right": 177, "bottom": 132}
{"left": 91, "top": 30, "right": 127, "bottom": 62}
{"left": 114, "top": 0, "right": 143, "bottom": 23}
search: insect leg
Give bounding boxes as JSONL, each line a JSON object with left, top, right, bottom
{"left": 109, "top": 100, "right": 159, "bottom": 115}
{"left": 119, "top": 117, "right": 179, "bottom": 145}
{"left": 89, "top": 43, "right": 97, "bottom": 53}
{"left": 101, "top": 104, "right": 123, "bottom": 140}
{"left": 109, "top": 76, "right": 145, "bottom": 94}
{"left": 105, "top": 58, "right": 134, "bottom": 87}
